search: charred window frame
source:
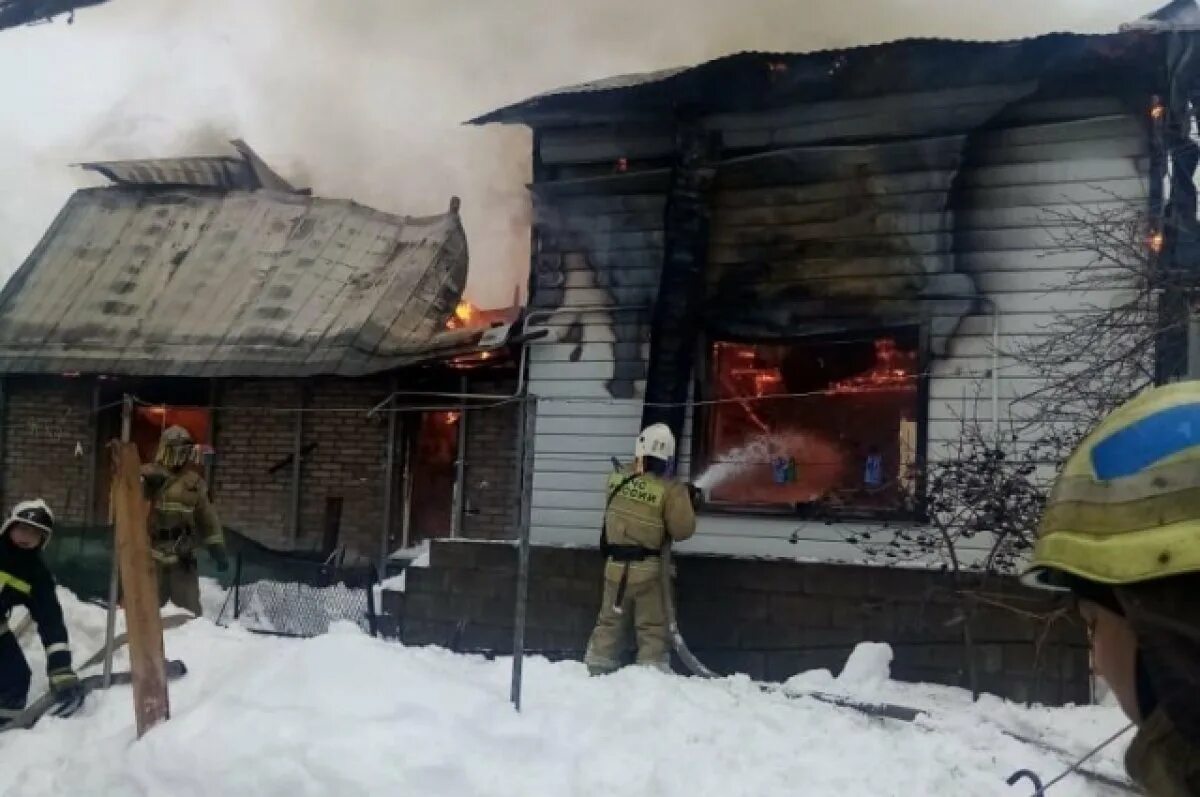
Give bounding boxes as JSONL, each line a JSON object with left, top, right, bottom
{"left": 691, "top": 323, "right": 930, "bottom": 522}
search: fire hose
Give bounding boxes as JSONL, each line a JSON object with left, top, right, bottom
{"left": 606, "top": 456, "right": 715, "bottom": 678}
{"left": 661, "top": 537, "right": 718, "bottom": 679}
{"left": 627, "top": 467, "right": 1136, "bottom": 795}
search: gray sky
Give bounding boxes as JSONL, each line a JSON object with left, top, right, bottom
{"left": 0, "top": 0, "right": 1164, "bottom": 307}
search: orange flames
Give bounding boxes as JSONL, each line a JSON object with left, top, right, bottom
{"left": 446, "top": 300, "right": 480, "bottom": 330}
{"left": 716, "top": 338, "right": 917, "bottom": 400}
{"left": 827, "top": 338, "right": 917, "bottom": 395}
{"left": 719, "top": 343, "right": 785, "bottom": 399}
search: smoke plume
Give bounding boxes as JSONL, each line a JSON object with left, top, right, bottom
{"left": 0, "top": 0, "right": 1163, "bottom": 307}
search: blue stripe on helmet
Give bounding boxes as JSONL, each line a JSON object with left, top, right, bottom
{"left": 1091, "top": 403, "right": 1200, "bottom": 480}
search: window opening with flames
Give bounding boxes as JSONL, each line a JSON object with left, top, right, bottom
{"left": 697, "top": 328, "right": 922, "bottom": 516}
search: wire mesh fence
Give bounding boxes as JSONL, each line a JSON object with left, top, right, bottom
{"left": 214, "top": 535, "right": 378, "bottom": 638}
{"left": 43, "top": 524, "right": 378, "bottom": 638}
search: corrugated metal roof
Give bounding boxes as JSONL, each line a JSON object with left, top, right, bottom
{"left": 81, "top": 157, "right": 258, "bottom": 190}
{"left": 469, "top": 17, "right": 1184, "bottom": 126}
{"left": 0, "top": 186, "right": 477, "bottom": 378}
{"left": 80, "top": 140, "right": 300, "bottom": 193}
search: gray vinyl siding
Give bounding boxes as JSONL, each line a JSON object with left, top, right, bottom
{"left": 526, "top": 93, "right": 1148, "bottom": 563}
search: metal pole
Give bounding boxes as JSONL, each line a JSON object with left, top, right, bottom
{"left": 510, "top": 395, "right": 537, "bottom": 710}
{"left": 205, "top": 379, "right": 219, "bottom": 488}
{"left": 83, "top": 380, "right": 101, "bottom": 528}
{"left": 232, "top": 553, "right": 243, "bottom": 620}
{"left": 1188, "top": 299, "right": 1200, "bottom": 380}
{"left": 450, "top": 374, "right": 468, "bottom": 538}
{"left": 102, "top": 394, "right": 133, "bottom": 688}
{"left": 400, "top": 421, "right": 414, "bottom": 551}
{"left": 290, "top": 385, "right": 305, "bottom": 543}
{"left": 0, "top": 378, "right": 8, "bottom": 514}
{"left": 380, "top": 386, "right": 397, "bottom": 576}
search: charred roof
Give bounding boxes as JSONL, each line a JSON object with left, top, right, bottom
{"left": 471, "top": 2, "right": 1198, "bottom": 127}
{"left": 0, "top": 144, "right": 486, "bottom": 379}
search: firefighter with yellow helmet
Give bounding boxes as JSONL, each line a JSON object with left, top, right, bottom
{"left": 584, "top": 423, "right": 698, "bottom": 675}
{"left": 1023, "top": 382, "right": 1200, "bottom": 796}
{"left": 141, "top": 425, "right": 227, "bottom": 615}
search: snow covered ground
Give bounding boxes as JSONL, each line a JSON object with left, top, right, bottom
{"left": 2, "top": 589, "right": 1133, "bottom": 797}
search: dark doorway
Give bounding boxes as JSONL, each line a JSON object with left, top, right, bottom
{"left": 405, "top": 410, "right": 460, "bottom": 546}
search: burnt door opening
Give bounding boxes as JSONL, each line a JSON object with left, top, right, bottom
{"left": 405, "top": 410, "right": 461, "bottom": 546}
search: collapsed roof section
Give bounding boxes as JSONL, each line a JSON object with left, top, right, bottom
{"left": 0, "top": 144, "right": 500, "bottom": 378}
{"left": 79, "top": 140, "right": 300, "bottom": 193}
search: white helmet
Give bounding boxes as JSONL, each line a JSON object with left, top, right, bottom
{"left": 1, "top": 499, "right": 55, "bottom": 547}
{"left": 635, "top": 423, "right": 676, "bottom": 463}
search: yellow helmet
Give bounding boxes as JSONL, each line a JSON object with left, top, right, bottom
{"left": 155, "top": 425, "right": 195, "bottom": 470}
{"left": 1022, "top": 381, "right": 1200, "bottom": 590}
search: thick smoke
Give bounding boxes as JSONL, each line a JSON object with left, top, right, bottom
{"left": 0, "top": 0, "right": 1163, "bottom": 306}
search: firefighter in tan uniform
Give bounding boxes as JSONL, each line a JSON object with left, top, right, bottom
{"left": 1023, "top": 383, "right": 1200, "bottom": 796}
{"left": 585, "top": 423, "right": 697, "bottom": 675}
{"left": 141, "top": 425, "right": 228, "bottom": 616}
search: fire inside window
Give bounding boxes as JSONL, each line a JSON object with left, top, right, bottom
{"left": 699, "top": 330, "right": 921, "bottom": 514}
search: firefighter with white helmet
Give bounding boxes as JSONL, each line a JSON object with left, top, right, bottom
{"left": 141, "top": 425, "right": 227, "bottom": 615}
{"left": 0, "top": 499, "right": 85, "bottom": 726}
{"left": 1023, "top": 382, "right": 1200, "bottom": 795}
{"left": 584, "top": 423, "right": 698, "bottom": 675}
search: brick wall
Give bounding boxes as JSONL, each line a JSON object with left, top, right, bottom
{"left": 461, "top": 377, "right": 521, "bottom": 540}
{"left": 1, "top": 377, "right": 95, "bottom": 524}
{"left": 390, "top": 540, "right": 1090, "bottom": 705}
{"left": 299, "top": 378, "right": 391, "bottom": 557}
{"left": 212, "top": 377, "right": 391, "bottom": 558}
{"left": 212, "top": 375, "right": 520, "bottom": 559}
{"left": 0, "top": 374, "right": 523, "bottom": 560}
{"left": 211, "top": 380, "right": 302, "bottom": 550}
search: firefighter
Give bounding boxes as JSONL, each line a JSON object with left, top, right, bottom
{"left": 141, "top": 425, "right": 227, "bottom": 616}
{"left": 1022, "top": 382, "right": 1200, "bottom": 796}
{"left": 584, "top": 423, "right": 698, "bottom": 675}
{"left": 0, "top": 500, "right": 85, "bottom": 727}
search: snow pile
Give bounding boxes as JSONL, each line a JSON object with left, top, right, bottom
{"left": 2, "top": 595, "right": 1133, "bottom": 797}
{"left": 380, "top": 540, "right": 432, "bottom": 593}
{"left": 836, "top": 641, "right": 893, "bottom": 691}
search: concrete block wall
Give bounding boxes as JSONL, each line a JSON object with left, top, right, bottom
{"left": 391, "top": 540, "right": 1091, "bottom": 706}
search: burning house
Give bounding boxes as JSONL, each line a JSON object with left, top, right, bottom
{"left": 0, "top": 141, "right": 526, "bottom": 571}
{"left": 476, "top": 30, "right": 1175, "bottom": 561}
{"left": 392, "top": 3, "right": 1200, "bottom": 700}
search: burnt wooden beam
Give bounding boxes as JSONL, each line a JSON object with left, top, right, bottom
{"left": 641, "top": 121, "right": 721, "bottom": 441}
